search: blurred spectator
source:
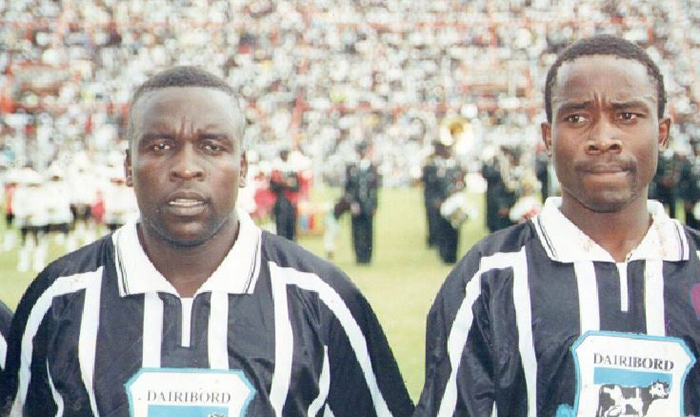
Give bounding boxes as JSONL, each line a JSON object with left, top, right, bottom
{"left": 43, "top": 165, "right": 73, "bottom": 245}
{"left": 269, "top": 149, "right": 300, "bottom": 240}
{"left": 345, "top": 141, "right": 379, "bottom": 264}
{"left": 11, "top": 167, "right": 47, "bottom": 272}
{"left": 102, "top": 168, "right": 137, "bottom": 232}
{"left": 433, "top": 144, "right": 465, "bottom": 264}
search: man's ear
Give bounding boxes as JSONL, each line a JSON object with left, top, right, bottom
{"left": 124, "top": 149, "right": 134, "bottom": 187}
{"left": 541, "top": 121, "right": 553, "bottom": 156}
{"left": 658, "top": 117, "right": 671, "bottom": 151}
{"left": 239, "top": 151, "right": 248, "bottom": 188}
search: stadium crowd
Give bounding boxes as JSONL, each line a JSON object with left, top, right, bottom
{"left": 0, "top": 0, "right": 700, "bottom": 254}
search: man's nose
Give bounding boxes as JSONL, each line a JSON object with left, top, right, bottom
{"left": 586, "top": 118, "right": 622, "bottom": 154}
{"left": 170, "top": 144, "right": 205, "bottom": 180}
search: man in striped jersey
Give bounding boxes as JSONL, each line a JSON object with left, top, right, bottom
{"left": 414, "top": 35, "right": 700, "bottom": 417}
{"left": 0, "top": 66, "right": 413, "bottom": 417}
{"left": 0, "top": 300, "right": 11, "bottom": 373}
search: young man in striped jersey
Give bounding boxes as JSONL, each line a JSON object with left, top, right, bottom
{"left": 414, "top": 35, "right": 700, "bottom": 417}
{"left": 0, "top": 66, "right": 413, "bottom": 417}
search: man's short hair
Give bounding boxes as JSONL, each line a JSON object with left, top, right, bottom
{"left": 544, "top": 34, "right": 666, "bottom": 123}
{"left": 126, "top": 66, "right": 246, "bottom": 148}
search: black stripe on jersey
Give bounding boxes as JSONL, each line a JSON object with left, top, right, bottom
{"left": 43, "top": 288, "right": 93, "bottom": 416}
{"left": 479, "top": 267, "right": 528, "bottom": 416}
{"left": 93, "top": 266, "right": 148, "bottom": 415}
{"left": 25, "top": 317, "right": 59, "bottom": 417}
{"left": 595, "top": 262, "right": 646, "bottom": 333}
{"left": 160, "top": 294, "right": 208, "bottom": 368}
{"left": 527, "top": 247, "right": 580, "bottom": 417}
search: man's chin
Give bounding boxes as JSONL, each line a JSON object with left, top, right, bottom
{"left": 580, "top": 192, "right": 636, "bottom": 214}
{"left": 157, "top": 229, "right": 213, "bottom": 249}
{"left": 145, "top": 221, "right": 218, "bottom": 249}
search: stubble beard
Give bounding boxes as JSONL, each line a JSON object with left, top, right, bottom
{"left": 143, "top": 213, "right": 233, "bottom": 250}
{"left": 572, "top": 181, "right": 643, "bottom": 214}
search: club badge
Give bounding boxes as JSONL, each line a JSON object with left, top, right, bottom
{"left": 556, "top": 331, "right": 695, "bottom": 417}
{"left": 126, "top": 368, "right": 256, "bottom": 417}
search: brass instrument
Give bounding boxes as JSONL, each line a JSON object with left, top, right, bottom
{"left": 439, "top": 116, "right": 471, "bottom": 147}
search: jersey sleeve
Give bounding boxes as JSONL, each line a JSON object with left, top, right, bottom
{"left": 0, "top": 300, "right": 12, "bottom": 372}
{"left": 322, "top": 280, "right": 414, "bottom": 417}
{"left": 0, "top": 269, "right": 61, "bottom": 417}
{"left": 414, "top": 248, "right": 496, "bottom": 417}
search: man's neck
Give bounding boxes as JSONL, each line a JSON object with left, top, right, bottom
{"left": 137, "top": 219, "right": 239, "bottom": 297}
{"left": 559, "top": 196, "right": 652, "bottom": 263}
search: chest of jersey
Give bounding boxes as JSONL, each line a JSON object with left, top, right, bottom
{"left": 43, "top": 273, "right": 328, "bottom": 417}
{"left": 481, "top": 248, "right": 700, "bottom": 416}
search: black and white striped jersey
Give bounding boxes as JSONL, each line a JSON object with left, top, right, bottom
{"left": 414, "top": 198, "right": 700, "bottom": 417}
{"left": 1, "top": 211, "right": 413, "bottom": 417}
{"left": 0, "top": 300, "right": 11, "bottom": 373}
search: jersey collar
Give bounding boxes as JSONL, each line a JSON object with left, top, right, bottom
{"left": 112, "top": 208, "right": 262, "bottom": 297}
{"left": 533, "top": 197, "right": 689, "bottom": 263}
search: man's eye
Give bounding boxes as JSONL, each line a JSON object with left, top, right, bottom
{"left": 618, "top": 112, "right": 639, "bottom": 121}
{"left": 153, "top": 143, "right": 170, "bottom": 151}
{"left": 202, "top": 142, "right": 227, "bottom": 152}
{"left": 564, "top": 114, "right": 586, "bottom": 124}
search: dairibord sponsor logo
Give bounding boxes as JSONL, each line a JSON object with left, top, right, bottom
{"left": 592, "top": 352, "right": 675, "bottom": 371}
{"left": 146, "top": 390, "right": 233, "bottom": 404}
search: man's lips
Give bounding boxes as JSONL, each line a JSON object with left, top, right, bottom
{"left": 577, "top": 160, "right": 633, "bottom": 175}
{"left": 162, "top": 191, "right": 208, "bottom": 215}
{"left": 582, "top": 165, "right": 626, "bottom": 174}
{"left": 168, "top": 198, "right": 205, "bottom": 207}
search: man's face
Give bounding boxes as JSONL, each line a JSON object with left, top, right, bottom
{"left": 125, "top": 86, "right": 247, "bottom": 248}
{"left": 541, "top": 55, "right": 670, "bottom": 213}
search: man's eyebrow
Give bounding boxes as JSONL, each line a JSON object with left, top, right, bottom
{"left": 556, "top": 100, "right": 593, "bottom": 113}
{"left": 198, "top": 132, "right": 231, "bottom": 141}
{"left": 610, "top": 100, "right": 653, "bottom": 111}
{"left": 140, "top": 132, "right": 176, "bottom": 142}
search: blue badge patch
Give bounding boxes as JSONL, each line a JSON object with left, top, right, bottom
{"left": 556, "top": 331, "right": 695, "bottom": 417}
{"left": 125, "top": 368, "right": 256, "bottom": 417}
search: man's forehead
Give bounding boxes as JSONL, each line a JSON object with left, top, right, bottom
{"left": 133, "top": 86, "right": 234, "bottom": 112}
{"left": 130, "top": 86, "right": 241, "bottom": 129}
{"left": 552, "top": 55, "right": 657, "bottom": 105}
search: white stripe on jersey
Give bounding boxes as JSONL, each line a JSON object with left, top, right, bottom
{"left": 437, "top": 249, "right": 534, "bottom": 417}
{"left": 673, "top": 220, "right": 690, "bottom": 260}
{"left": 616, "top": 263, "right": 629, "bottom": 312}
{"left": 181, "top": 298, "right": 193, "bottom": 347}
{"left": 574, "top": 261, "right": 600, "bottom": 332}
{"left": 270, "top": 263, "right": 393, "bottom": 417}
{"left": 79, "top": 267, "right": 103, "bottom": 417}
{"left": 13, "top": 268, "right": 103, "bottom": 415}
{"left": 307, "top": 346, "right": 330, "bottom": 416}
{"left": 0, "top": 330, "right": 6, "bottom": 369}
{"left": 142, "top": 292, "right": 163, "bottom": 367}
{"left": 644, "top": 260, "right": 666, "bottom": 336}
{"left": 208, "top": 291, "right": 230, "bottom": 369}
{"left": 47, "top": 361, "right": 64, "bottom": 417}
{"left": 508, "top": 249, "right": 537, "bottom": 417}
{"left": 270, "top": 270, "right": 294, "bottom": 417}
